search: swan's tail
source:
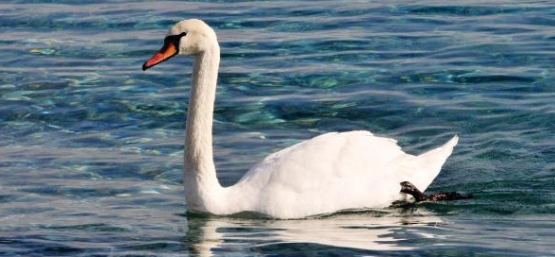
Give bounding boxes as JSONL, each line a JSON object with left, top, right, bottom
{"left": 411, "top": 135, "right": 459, "bottom": 191}
{"left": 419, "top": 135, "right": 458, "bottom": 165}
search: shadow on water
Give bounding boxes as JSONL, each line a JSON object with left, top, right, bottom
{"left": 182, "top": 208, "right": 445, "bottom": 256}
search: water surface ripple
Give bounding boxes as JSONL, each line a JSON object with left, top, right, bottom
{"left": 1, "top": 0, "right": 555, "bottom": 256}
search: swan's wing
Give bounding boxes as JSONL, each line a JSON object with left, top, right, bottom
{"left": 231, "top": 131, "right": 457, "bottom": 218}
{"left": 238, "top": 131, "right": 458, "bottom": 195}
{"left": 236, "top": 131, "right": 408, "bottom": 199}
{"left": 241, "top": 131, "right": 403, "bottom": 181}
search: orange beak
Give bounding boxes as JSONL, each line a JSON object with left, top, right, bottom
{"left": 142, "top": 42, "right": 178, "bottom": 71}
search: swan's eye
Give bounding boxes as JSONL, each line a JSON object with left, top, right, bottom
{"left": 164, "top": 32, "right": 187, "bottom": 48}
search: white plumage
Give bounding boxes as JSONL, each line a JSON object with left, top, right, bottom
{"left": 143, "top": 19, "right": 458, "bottom": 219}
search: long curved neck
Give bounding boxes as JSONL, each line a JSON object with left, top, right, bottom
{"left": 184, "top": 45, "right": 223, "bottom": 211}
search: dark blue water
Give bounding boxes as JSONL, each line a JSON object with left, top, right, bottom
{"left": 1, "top": 0, "right": 555, "bottom": 256}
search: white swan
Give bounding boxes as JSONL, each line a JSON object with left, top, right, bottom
{"left": 142, "top": 19, "right": 459, "bottom": 219}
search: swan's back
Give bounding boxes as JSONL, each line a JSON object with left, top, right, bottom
{"left": 243, "top": 131, "right": 402, "bottom": 184}
{"left": 229, "top": 131, "right": 457, "bottom": 218}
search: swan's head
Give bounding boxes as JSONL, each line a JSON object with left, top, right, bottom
{"left": 142, "top": 19, "right": 218, "bottom": 71}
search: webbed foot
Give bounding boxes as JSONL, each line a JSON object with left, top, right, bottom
{"left": 400, "top": 181, "right": 472, "bottom": 202}
{"left": 400, "top": 181, "right": 428, "bottom": 202}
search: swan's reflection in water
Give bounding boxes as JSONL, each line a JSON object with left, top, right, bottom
{"left": 185, "top": 208, "right": 445, "bottom": 256}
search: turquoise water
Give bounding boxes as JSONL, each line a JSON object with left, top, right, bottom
{"left": 1, "top": 0, "right": 555, "bottom": 256}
